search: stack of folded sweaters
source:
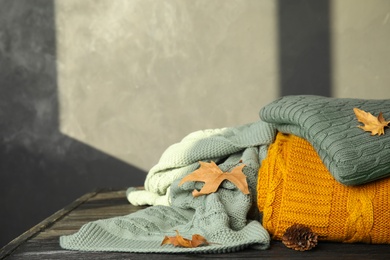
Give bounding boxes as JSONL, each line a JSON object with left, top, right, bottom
{"left": 60, "top": 95, "right": 390, "bottom": 253}
{"left": 258, "top": 95, "right": 390, "bottom": 244}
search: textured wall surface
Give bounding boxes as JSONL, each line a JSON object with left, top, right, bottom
{"left": 331, "top": 0, "right": 390, "bottom": 97}
{"left": 1, "top": 0, "right": 389, "bottom": 248}
{"left": 55, "top": 0, "right": 279, "bottom": 170}
{"left": 0, "top": 0, "right": 146, "bottom": 247}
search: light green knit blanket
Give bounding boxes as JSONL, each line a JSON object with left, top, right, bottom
{"left": 60, "top": 121, "right": 276, "bottom": 253}
{"left": 60, "top": 95, "right": 390, "bottom": 253}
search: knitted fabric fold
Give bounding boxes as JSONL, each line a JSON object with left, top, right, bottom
{"left": 260, "top": 95, "right": 390, "bottom": 185}
{"left": 60, "top": 122, "right": 275, "bottom": 253}
{"left": 127, "top": 121, "right": 276, "bottom": 206}
{"left": 257, "top": 132, "right": 390, "bottom": 244}
{"left": 60, "top": 191, "right": 270, "bottom": 253}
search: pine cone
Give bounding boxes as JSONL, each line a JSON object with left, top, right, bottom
{"left": 282, "top": 224, "right": 318, "bottom": 251}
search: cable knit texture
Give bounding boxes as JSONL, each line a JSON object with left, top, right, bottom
{"left": 60, "top": 121, "right": 275, "bottom": 253}
{"left": 260, "top": 95, "right": 390, "bottom": 185}
{"left": 257, "top": 132, "right": 390, "bottom": 243}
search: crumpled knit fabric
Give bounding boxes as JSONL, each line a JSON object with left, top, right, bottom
{"left": 127, "top": 121, "right": 276, "bottom": 206}
{"left": 60, "top": 121, "right": 276, "bottom": 253}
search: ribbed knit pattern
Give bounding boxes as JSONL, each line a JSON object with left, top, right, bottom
{"left": 260, "top": 95, "right": 390, "bottom": 185}
{"left": 257, "top": 132, "right": 390, "bottom": 243}
{"left": 60, "top": 192, "right": 270, "bottom": 253}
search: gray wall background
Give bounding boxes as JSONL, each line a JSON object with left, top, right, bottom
{"left": 1, "top": 0, "right": 389, "bottom": 247}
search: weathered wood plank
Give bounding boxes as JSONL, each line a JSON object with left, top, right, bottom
{"left": 0, "top": 190, "right": 100, "bottom": 259}
{"left": 7, "top": 240, "right": 390, "bottom": 260}
{"left": 2, "top": 189, "right": 390, "bottom": 260}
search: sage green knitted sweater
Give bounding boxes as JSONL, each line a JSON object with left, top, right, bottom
{"left": 260, "top": 95, "right": 390, "bottom": 185}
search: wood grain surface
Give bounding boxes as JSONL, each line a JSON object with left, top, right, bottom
{"left": 1, "top": 189, "right": 389, "bottom": 259}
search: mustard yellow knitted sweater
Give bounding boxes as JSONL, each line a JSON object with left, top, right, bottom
{"left": 257, "top": 132, "right": 390, "bottom": 244}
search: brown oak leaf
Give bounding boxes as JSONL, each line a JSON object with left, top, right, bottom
{"left": 353, "top": 107, "right": 390, "bottom": 136}
{"left": 161, "top": 230, "right": 209, "bottom": 248}
{"left": 178, "top": 161, "right": 250, "bottom": 197}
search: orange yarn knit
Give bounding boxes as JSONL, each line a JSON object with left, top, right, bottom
{"left": 257, "top": 132, "right": 390, "bottom": 244}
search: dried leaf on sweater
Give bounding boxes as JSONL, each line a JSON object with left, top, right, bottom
{"left": 161, "top": 230, "right": 209, "bottom": 248}
{"left": 353, "top": 107, "right": 390, "bottom": 136}
{"left": 179, "top": 161, "right": 250, "bottom": 197}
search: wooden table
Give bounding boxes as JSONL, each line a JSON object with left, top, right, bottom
{"left": 1, "top": 189, "right": 390, "bottom": 259}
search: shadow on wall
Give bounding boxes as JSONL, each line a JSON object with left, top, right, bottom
{"left": 0, "top": 0, "right": 334, "bottom": 248}
{"left": 278, "top": 0, "right": 332, "bottom": 97}
{"left": 0, "top": 0, "right": 146, "bottom": 247}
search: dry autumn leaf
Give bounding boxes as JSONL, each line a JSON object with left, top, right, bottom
{"left": 353, "top": 107, "right": 390, "bottom": 136}
{"left": 179, "top": 161, "right": 250, "bottom": 197}
{"left": 161, "top": 230, "right": 209, "bottom": 248}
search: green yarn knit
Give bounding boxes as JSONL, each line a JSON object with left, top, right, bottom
{"left": 127, "top": 121, "right": 276, "bottom": 206}
{"left": 260, "top": 95, "right": 390, "bottom": 185}
{"left": 59, "top": 192, "right": 270, "bottom": 253}
{"left": 60, "top": 121, "right": 275, "bottom": 253}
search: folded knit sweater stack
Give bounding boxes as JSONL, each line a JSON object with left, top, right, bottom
{"left": 258, "top": 95, "right": 390, "bottom": 244}
{"left": 60, "top": 95, "right": 390, "bottom": 253}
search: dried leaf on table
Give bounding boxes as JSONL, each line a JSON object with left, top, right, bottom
{"left": 161, "top": 230, "right": 209, "bottom": 248}
{"left": 353, "top": 107, "right": 390, "bottom": 136}
{"left": 179, "top": 161, "right": 250, "bottom": 197}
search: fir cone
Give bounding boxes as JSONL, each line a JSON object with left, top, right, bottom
{"left": 282, "top": 224, "right": 318, "bottom": 251}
